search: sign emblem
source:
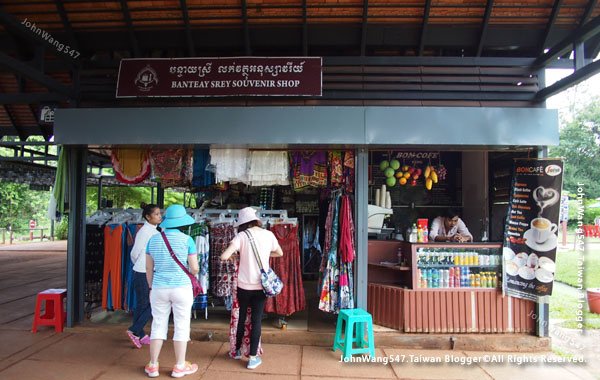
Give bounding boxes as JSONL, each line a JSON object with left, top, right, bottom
{"left": 134, "top": 65, "right": 158, "bottom": 91}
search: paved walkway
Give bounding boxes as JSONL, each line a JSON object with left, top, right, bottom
{"left": 0, "top": 243, "right": 597, "bottom": 380}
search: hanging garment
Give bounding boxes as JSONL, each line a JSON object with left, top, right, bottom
{"left": 123, "top": 223, "right": 140, "bottom": 312}
{"left": 338, "top": 195, "right": 355, "bottom": 309}
{"left": 248, "top": 151, "right": 290, "bottom": 186}
{"left": 103, "top": 224, "right": 124, "bottom": 310}
{"left": 110, "top": 149, "right": 151, "bottom": 184}
{"left": 150, "top": 148, "right": 193, "bottom": 187}
{"left": 228, "top": 261, "right": 263, "bottom": 359}
{"left": 192, "top": 149, "right": 215, "bottom": 188}
{"left": 210, "top": 223, "right": 236, "bottom": 297}
{"left": 343, "top": 151, "right": 355, "bottom": 191}
{"left": 329, "top": 151, "right": 343, "bottom": 185}
{"left": 85, "top": 224, "right": 105, "bottom": 304}
{"left": 265, "top": 224, "right": 306, "bottom": 315}
{"left": 47, "top": 148, "right": 67, "bottom": 221}
{"left": 319, "top": 196, "right": 341, "bottom": 313}
{"left": 190, "top": 223, "right": 210, "bottom": 310}
{"left": 290, "top": 151, "right": 327, "bottom": 190}
{"left": 209, "top": 148, "right": 250, "bottom": 184}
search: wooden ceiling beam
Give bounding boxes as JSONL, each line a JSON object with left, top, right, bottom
{"left": 0, "top": 6, "right": 80, "bottom": 67}
{"left": 539, "top": 0, "right": 564, "bottom": 55}
{"left": 419, "top": 0, "right": 432, "bottom": 56}
{"left": 119, "top": 0, "right": 141, "bottom": 57}
{"left": 54, "top": 0, "right": 78, "bottom": 51}
{"left": 2, "top": 105, "right": 27, "bottom": 141}
{"left": 535, "top": 15, "right": 600, "bottom": 67}
{"left": 180, "top": 0, "right": 195, "bottom": 57}
{"left": 241, "top": 0, "right": 251, "bottom": 55}
{"left": 536, "top": 58, "right": 600, "bottom": 101}
{"left": 580, "top": 0, "right": 598, "bottom": 26}
{"left": 302, "top": 0, "right": 308, "bottom": 55}
{"left": 360, "top": 0, "right": 369, "bottom": 56}
{"left": 0, "top": 52, "right": 76, "bottom": 98}
{"left": 477, "top": 0, "right": 495, "bottom": 57}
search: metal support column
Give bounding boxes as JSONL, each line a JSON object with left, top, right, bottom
{"left": 97, "top": 176, "right": 103, "bottom": 209}
{"left": 535, "top": 147, "right": 550, "bottom": 337}
{"left": 575, "top": 42, "right": 585, "bottom": 70}
{"left": 66, "top": 146, "right": 87, "bottom": 327}
{"left": 157, "top": 183, "right": 164, "bottom": 209}
{"left": 355, "top": 148, "right": 369, "bottom": 310}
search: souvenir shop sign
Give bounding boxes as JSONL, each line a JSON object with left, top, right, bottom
{"left": 502, "top": 158, "right": 564, "bottom": 303}
{"left": 116, "top": 57, "right": 322, "bottom": 97}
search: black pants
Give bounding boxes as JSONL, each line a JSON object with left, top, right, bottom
{"left": 235, "top": 288, "right": 267, "bottom": 356}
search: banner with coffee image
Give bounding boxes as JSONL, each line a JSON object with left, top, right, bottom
{"left": 502, "top": 158, "right": 564, "bottom": 302}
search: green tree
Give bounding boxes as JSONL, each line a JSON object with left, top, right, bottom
{"left": 0, "top": 182, "right": 52, "bottom": 229}
{"left": 550, "top": 97, "right": 600, "bottom": 199}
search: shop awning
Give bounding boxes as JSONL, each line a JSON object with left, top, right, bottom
{"left": 54, "top": 106, "right": 558, "bottom": 148}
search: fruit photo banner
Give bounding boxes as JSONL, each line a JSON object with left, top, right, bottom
{"left": 371, "top": 151, "right": 460, "bottom": 207}
{"left": 502, "top": 158, "right": 564, "bottom": 303}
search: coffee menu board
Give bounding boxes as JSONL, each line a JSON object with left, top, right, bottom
{"left": 502, "top": 158, "right": 564, "bottom": 302}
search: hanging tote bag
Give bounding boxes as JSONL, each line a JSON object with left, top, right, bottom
{"left": 243, "top": 230, "right": 283, "bottom": 297}
{"left": 160, "top": 232, "right": 203, "bottom": 298}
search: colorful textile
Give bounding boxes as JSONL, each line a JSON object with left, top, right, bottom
{"left": 229, "top": 261, "right": 263, "bottom": 359}
{"left": 343, "top": 151, "right": 355, "bottom": 190}
{"left": 210, "top": 223, "right": 236, "bottom": 297}
{"left": 265, "top": 224, "right": 306, "bottom": 315}
{"left": 150, "top": 148, "right": 193, "bottom": 187}
{"left": 192, "top": 149, "right": 215, "bottom": 188}
{"left": 319, "top": 197, "right": 341, "bottom": 313}
{"left": 329, "top": 152, "right": 343, "bottom": 185}
{"left": 248, "top": 151, "right": 290, "bottom": 186}
{"left": 111, "top": 149, "right": 151, "bottom": 184}
{"left": 290, "top": 151, "right": 327, "bottom": 190}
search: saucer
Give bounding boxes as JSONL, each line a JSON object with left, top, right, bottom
{"left": 523, "top": 229, "right": 558, "bottom": 252}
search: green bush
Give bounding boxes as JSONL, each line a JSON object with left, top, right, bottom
{"left": 55, "top": 217, "right": 69, "bottom": 240}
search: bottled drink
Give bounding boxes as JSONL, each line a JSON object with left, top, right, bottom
{"left": 417, "top": 225, "right": 424, "bottom": 243}
{"left": 492, "top": 273, "right": 498, "bottom": 288}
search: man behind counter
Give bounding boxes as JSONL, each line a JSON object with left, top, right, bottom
{"left": 429, "top": 207, "right": 473, "bottom": 243}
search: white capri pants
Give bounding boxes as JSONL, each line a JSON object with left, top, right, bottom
{"left": 150, "top": 286, "right": 193, "bottom": 341}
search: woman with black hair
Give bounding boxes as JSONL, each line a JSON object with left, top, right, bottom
{"left": 429, "top": 207, "right": 473, "bottom": 242}
{"left": 221, "top": 207, "right": 283, "bottom": 370}
{"left": 127, "top": 203, "right": 162, "bottom": 348}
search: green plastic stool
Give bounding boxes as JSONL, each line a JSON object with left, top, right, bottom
{"left": 333, "top": 308, "right": 375, "bottom": 361}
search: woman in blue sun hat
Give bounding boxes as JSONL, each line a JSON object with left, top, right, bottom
{"left": 144, "top": 204, "right": 199, "bottom": 378}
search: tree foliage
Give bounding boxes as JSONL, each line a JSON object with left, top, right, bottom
{"left": 550, "top": 96, "right": 600, "bottom": 199}
{"left": 0, "top": 182, "right": 52, "bottom": 229}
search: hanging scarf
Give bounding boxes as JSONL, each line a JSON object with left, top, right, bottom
{"left": 318, "top": 196, "right": 341, "bottom": 313}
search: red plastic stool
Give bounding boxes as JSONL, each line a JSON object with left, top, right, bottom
{"left": 32, "top": 289, "right": 67, "bottom": 333}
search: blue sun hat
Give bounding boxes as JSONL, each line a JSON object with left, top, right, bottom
{"left": 159, "top": 204, "right": 194, "bottom": 229}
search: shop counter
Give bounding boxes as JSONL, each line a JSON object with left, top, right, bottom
{"left": 367, "top": 241, "right": 535, "bottom": 334}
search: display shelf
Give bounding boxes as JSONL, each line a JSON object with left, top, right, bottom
{"left": 368, "top": 262, "right": 411, "bottom": 271}
{"left": 417, "top": 264, "right": 499, "bottom": 269}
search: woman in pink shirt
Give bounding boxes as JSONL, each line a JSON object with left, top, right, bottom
{"left": 221, "top": 207, "right": 283, "bottom": 370}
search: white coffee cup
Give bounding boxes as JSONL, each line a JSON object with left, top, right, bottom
{"left": 531, "top": 217, "right": 558, "bottom": 244}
